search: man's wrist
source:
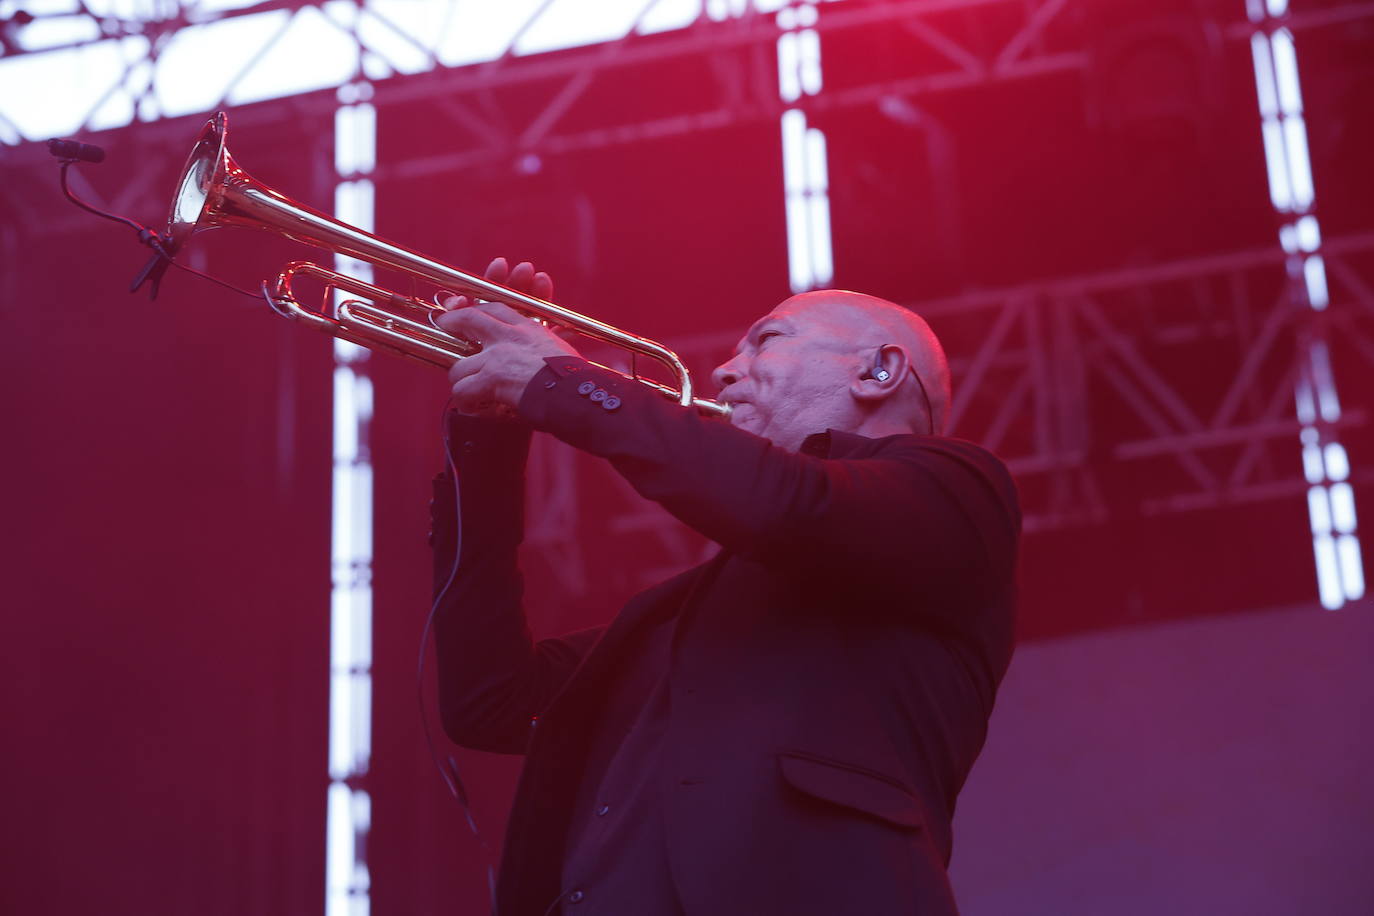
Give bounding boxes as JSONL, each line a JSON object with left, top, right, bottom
{"left": 516, "top": 356, "right": 596, "bottom": 425}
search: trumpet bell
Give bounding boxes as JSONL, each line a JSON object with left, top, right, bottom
{"left": 165, "top": 112, "right": 231, "bottom": 258}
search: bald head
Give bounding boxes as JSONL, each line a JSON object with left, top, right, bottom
{"left": 712, "top": 289, "right": 953, "bottom": 451}
{"left": 778, "top": 290, "right": 952, "bottom": 435}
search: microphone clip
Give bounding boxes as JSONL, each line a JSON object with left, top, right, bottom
{"left": 130, "top": 243, "right": 173, "bottom": 299}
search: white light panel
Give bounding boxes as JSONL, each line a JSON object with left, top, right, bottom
{"left": 0, "top": 38, "right": 135, "bottom": 139}
{"left": 327, "top": 90, "right": 376, "bottom": 916}
{"left": 778, "top": 4, "right": 833, "bottom": 294}
{"left": 0, "top": 0, "right": 716, "bottom": 143}
{"left": 12, "top": 13, "right": 99, "bottom": 50}
{"left": 1248, "top": 4, "right": 1364, "bottom": 610}
{"left": 1324, "top": 443, "right": 1349, "bottom": 482}
{"left": 1337, "top": 536, "right": 1365, "bottom": 600}
{"left": 231, "top": 7, "right": 360, "bottom": 107}
{"left": 515, "top": 0, "right": 652, "bottom": 56}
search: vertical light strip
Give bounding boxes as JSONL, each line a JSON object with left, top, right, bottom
{"left": 777, "top": 1, "right": 833, "bottom": 294}
{"left": 1247, "top": 3, "right": 1363, "bottom": 609}
{"left": 327, "top": 81, "right": 376, "bottom": 916}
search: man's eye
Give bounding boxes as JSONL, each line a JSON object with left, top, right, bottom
{"left": 757, "top": 331, "right": 780, "bottom": 344}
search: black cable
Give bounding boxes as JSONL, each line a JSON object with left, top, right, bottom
{"left": 908, "top": 366, "right": 936, "bottom": 436}
{"left": 55, "top": 143, "right": 497, "bottom": 907}
{"left": 57, "top": 159, "right": 261, "bottom": 304}
{"left": 417, "top": 400, "right": 499, "bottom": 916}
{"left": 542, "top": 890, "right": 575, "bottom": 916}
{"left": 164, "top": 256, "right": 263, "bottom": 302}
{"left": 58, "top": 160, "right": 152, "bottom": 236}
{"left": 163, "top": 255, "right": 264, "bottom": 303}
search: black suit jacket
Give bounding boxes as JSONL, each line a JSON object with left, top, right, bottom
{"left": 431, "top": 357, "right": 1020, "bottom": 916}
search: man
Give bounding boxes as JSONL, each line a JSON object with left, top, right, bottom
{"left": 429, "top": 258, "right": 1020, "bottom": 915}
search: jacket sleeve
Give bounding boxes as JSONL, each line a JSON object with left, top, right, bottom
{"left": 429, "top": 412, "right": 603, "bottom": 754}
{"left": 518, "top": 358, "right": 1021, "bottom": 611}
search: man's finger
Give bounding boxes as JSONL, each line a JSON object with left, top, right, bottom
{"left": 449, "top": 374, "right": 490, "bottom": 415}
{"left": 484, "top": 257, "right": 510, "bottom": 284}
{"left": 508, "top": 260, "right": 543, "bottom": 295}
{"left": 434, "top": 304, "right": 511, "bottom": 341}
{"left": 532, "top": 270, "right": 553, "bottom": 301}
{"left": 437, "top": 291, "right": 470, "bottom": 311}
{"left": 446, "top": 349, "right": 489, "bottom": 386}
{"left": 473, "top": 300, "right": 529, "bottom": 326}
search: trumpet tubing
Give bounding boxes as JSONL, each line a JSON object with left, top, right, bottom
{"left": 166, "top": 112, "right": 730, "bottom": 419}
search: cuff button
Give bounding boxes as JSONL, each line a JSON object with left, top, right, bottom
{"left": 577, "top": 380, "right": 596, "bottom": 396}
{"left": 590, "top": 388, "right": 608, "bottom": 402}
{"left": 602, "top": 396, "right": 621, "bottom": 411}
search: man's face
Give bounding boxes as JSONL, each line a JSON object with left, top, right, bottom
{"left": 711, "top": 298, "right": 864, "bottom": 452}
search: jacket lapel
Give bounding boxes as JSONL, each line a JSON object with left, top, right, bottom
{"left": 544, "top": 550, "right": 728, "bottom": 717}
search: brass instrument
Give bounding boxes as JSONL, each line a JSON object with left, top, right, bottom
{"left": 165, "top": 112, "right": 729, "bottom": 417}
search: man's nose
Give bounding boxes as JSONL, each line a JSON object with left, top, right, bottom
{"left": 712, "top": 356, "right": 743, "bottom": 390}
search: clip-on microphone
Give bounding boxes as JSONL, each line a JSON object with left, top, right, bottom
{"left": 48, "top": 137, "right": 174, "bottom": 298}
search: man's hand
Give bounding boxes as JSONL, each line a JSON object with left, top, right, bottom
{"left": 434, "top": 258, "right": 580, "bottom": 416}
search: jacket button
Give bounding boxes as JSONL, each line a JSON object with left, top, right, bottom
{"left": 589, "top": 388, "right": 608, "bottom": 402}
{"left": 543, "top": 379, "right": 556, "bottom": 389}
{"left": 602, "top": 396, "right": 621, "bottom": 411}
{"left": 568, "top": 890, "right": 585, "bottom": 904}
{"left": 596, "top": 804, "right": 609, "bottom": 816}
{"left": 577, "top": 380, "right": 596, "bottom": 396}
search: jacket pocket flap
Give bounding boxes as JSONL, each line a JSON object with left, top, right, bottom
{"left": 777, "top": 752, "right": 923, "bottom": 829}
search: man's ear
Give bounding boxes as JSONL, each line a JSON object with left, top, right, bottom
{"left": 850, "top": 344, "right": 908, "bottom": 402}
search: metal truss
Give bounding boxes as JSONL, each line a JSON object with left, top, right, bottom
{"left": 0, "top": 0, "right": 1084, "bottom": 251}
{"left": 0, "top": 0, "right": 1091, "bottom": 171}
{"left": 522, "top": 232, "right": 1374, "bottom": 598}
{"left": 364, "top": 0, "right": 1095, "bottom": 180}
{"left": 6, "top": 0, "right": 1374, "bottom": 588}
{"left": 928, "top": 233, "right": 1374, "bottom": 529}
{"left": 10, "top": 0, "right": 1371, "bottom": 175}
{"left": 8, "top": 0, "right": 1371, "bottom": 207}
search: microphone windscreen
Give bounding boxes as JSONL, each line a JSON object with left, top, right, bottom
{"left": 47, "top": 139, "right": 106, "bottom": 163}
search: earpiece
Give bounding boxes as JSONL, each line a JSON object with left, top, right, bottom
{"left": 864, "top": 350, "right": 893, "bottom": 383}
{"left": 866, "top": 352, "right": 936, "bottom": 435}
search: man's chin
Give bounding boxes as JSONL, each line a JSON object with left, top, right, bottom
{"left": 732, "top": 410, "right": 784, "bottom": 446}
{"left": 729, "top": 406, "right": 762, "bottom": 431}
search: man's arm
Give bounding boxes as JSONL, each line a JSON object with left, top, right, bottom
{"left": 428, "top": 263, "right": 1018, "bottom": 634}
{"left": 518, "top": 359, "right": 1020, "bottom": 619}
{"left": 430, "top": 413, "right": 602, "bottom": 754}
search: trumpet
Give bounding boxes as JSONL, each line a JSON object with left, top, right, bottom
{"left": 165, "top": 112, "right": 729, "bottom": 418}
